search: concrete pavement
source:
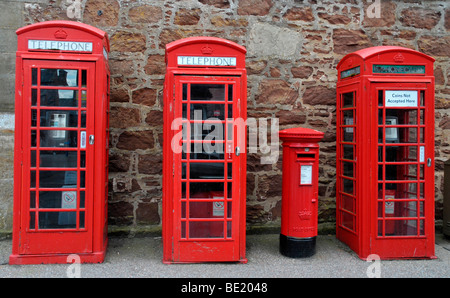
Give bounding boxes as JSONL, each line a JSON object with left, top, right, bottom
{"left": 0, "top": 233, "right": 449, "bottom": 278}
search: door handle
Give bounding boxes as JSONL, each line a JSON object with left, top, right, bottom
{"left": 89, "top": 135, "right": 95, "bottom": 145}
{"left": 235, "top": 147, "right": 240, "bottom": 156}
{"left": 427, "top": 158, "right": 432, "bottom": 167}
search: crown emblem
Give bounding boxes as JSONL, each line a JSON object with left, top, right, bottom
{"left": 54, "top": 29, "right": 68, "bottom": 39}
{"left": 298, "top": 209, "right": 312, "bottom": 220}
{"left": 201, "top": 46, "right": 213, "bottom": 55}
{"left": 393, "top": 53, "right": 405, "bottom": 63}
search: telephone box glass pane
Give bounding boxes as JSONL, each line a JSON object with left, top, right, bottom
{"left": 190, "top": 104, "right": 225, "bottom": 120}
{"left": 184, "top": 143, "right": 224, "bottom": 160}
{"left": 31, "top": 89, "right": 37, "bottom": 106}
{"left": 189, "top": 163, "right": 224, "bottom": 179}
{"left": 189, "top": 222, "right": 224, "bottom": 238}
{"left": 343, "top": 92, "right": 354, "bottom": 107}
{"left": 341, "top": 195, "right": 354, "bottom": 213}
{"left": 29, "top": 212, "right": 35, "bottom": 229}
{"left": 343, "top": 179, "right": 354, "bottom": 195}
{"left": 342, "top": 212, "right": 354, "bottom": 230}
{"left": 189, "top": 202, "right": 224, "bottom": 218}
{"left": 39, "top": 191, "right": 77, "bottom": 209}
{"left": 38, "top": 212, "right": 77, "bottom": 229}
{"left": 39, "top": 171, "right": 77, "bottom": 188}
{"left": 81, "top": 90, "right": 87, "bottom": 108}
{"left": 191, "top": 84, "right": 225, "bottom": 101}
{"left": 40, "top": 130, "right": 78, "bottom": 148}
{"left": 188, "top": 122, "right": 225, "bottom": 141}
{"left": 343, "top": 162, "right": 354, "bottom": 178}
{"left": 30, "top": 191, "right": 36, "bottom": 208}
{"left": 40, "top": 110, "right": 78, "bottom": 128}
{"left": 32, "top": 68, "right": 37, "bottom": 85}
{"left": 31, "top": 150, "right": 36, "bottom": 167}
{"left": 41, "top": 69, "right": 78, "bottom": 87}
{"left": 40, "top": 151, "right": 78, "bottom": 168}
{"left": 40, "top": 89, "right": 78, "bottom": 107}
{"left": 343, "top": 145, "right": 354, "bottom": 160}
{"left": 189, "top": 182, "right": 224, "bottom": 199}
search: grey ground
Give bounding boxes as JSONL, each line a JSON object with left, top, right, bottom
{"left": 0, "top": 233, "right": 449, "bottom": 278}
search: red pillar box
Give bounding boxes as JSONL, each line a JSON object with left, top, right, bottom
{"left": 162, "top": 37, "right": 247, "bottom": 263}
{"left": 279, "top": 128, "right": 324, "bottom": 258}
{"left": 336, "top": 46, "right": 436, "bottom": 260}
{"left": 10, "top": 21, "right": 110, "bottom": 264}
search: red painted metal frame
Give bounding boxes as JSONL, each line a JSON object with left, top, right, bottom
{"left": 336, "top": 46, "right": 436, "bottom": 260}
{"left": 163, "top": 37, "right": 247, "bottom": 263}
{"left": 10, "top": 21, "right": 110, "bottom": 264}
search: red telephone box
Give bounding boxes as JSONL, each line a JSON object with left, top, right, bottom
{"left": 336, "top": 46, "right": 436, "bottom": 260}
{"left": 10, "top": 21, "right": 110, "bottom": 264}
{"left": 279, "top": 128, "right": 324, "bottom": 258}
{"left": 162, "top": 37, "right": 247, "bottom": 263}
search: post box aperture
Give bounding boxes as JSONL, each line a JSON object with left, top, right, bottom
{"left": 10, "top": 21, "right": 110, "bottom": 264}
{"left": 336, "top": 46, "right": 436, "bottom": 260}
{"left": 162, "top": 37, "right": 247, "bottom": 263}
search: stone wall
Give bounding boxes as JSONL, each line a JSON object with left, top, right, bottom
{"left": 0, "top": 0, "right": 449, "bottom": 235}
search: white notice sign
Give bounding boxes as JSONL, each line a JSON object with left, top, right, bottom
{"left": 28, "top": 40, "right": 93, "bottom": 52}
{"left": 177, "top": 56, "right": 236, "bottom": 66}
{"left": 385, "top": 90, "right": 418, "bottom": 107}
{"left": 300, "top": 165, "right": 312, "bottom": 185}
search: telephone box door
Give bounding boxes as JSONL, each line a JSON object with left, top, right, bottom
{"left": 19, "top": 59, "right": 95, "bottom": 255}
{"left": 371, "top": 82, "right": 434, "bottom": 257}
{"left": 172, "top": 75, "right": 243, "bottom": 262}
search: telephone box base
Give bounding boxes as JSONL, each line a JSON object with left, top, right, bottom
{"left": 9, "top": 240, "right": 107, "bottom": 265}
{"left": 280, "top": 234, "right": 316, "bottom": 258}
{"left": 162, "top": 258, "right": 248, "bottom": 265}
{"left": 9, "top": 251, "right": 106, "bottom": 265}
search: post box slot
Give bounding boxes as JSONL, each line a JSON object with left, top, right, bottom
{"left": 297, "top": 154, "right": 315, "bottom": 159}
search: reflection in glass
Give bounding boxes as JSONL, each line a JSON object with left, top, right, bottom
{"left": 342, "top": 92, "right": 354, "bottom": 107}
{"left": 32, "top": 68, "right": 38, "bottom": 85}
{"left": 41, "top": 69, "right": 78, "bottom": 87}
{"left": 191, "top": 84, "right": 225, "bottom": 101}
{"left": 189, "top": 221, "right": 224, "bottom": 238}
{"left": 40, "top": 110, "right": 78, "bottom": 128}
{"left": 40, "top": 89, "right": 78, "bottom": 107}
{"left": 189, "top": 104, "right": 225, "bottom": 120}
{"left": 39, "top": 211, "right": 77, "bottom": 229}
{"left": 39, "top": 151, "right": 78, "bottom": 168}
{"left": 39, "top": 191, "right": 77, "bottom": 208}
{"left": 189, "top": 182, "right": 224, "bottom": 199}
{"left": 40, "top": 130, "right": 78, "bottom": 147}
{"left": 39, "top": 170, "right": 77, "bottom": 188}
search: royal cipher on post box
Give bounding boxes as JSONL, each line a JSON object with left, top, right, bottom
{"left": 10, "top": 21, "right": 110, "bottom": 264}
{"left": 279, "top": 128, "right": 324, "bottom": 258}
{"left": 336, "top": 46, "right": 436, "bottom": 260}
{"left": 162, "top": 37, "right": 247, "bottom": 263}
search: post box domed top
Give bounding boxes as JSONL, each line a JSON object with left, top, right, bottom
{"left": 279, "top": 127, "right": 324, "bottom": 143}
{"left": 165, "top": 37, "right": 246, "bottom": 69}
{"left": 16, "top": 20, "right": 109, "bottom": 54}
